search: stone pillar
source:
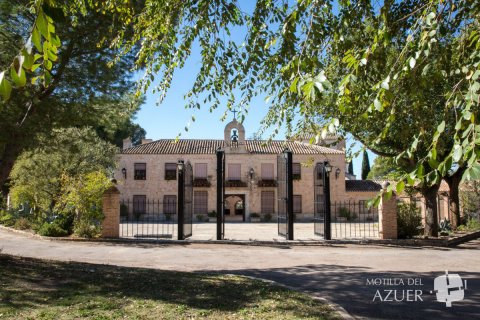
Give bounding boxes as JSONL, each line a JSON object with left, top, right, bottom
{"left": 378, "top": 183, "right": 398, "bottom": 239}
{"left": 101, "top": 186, "right": 120, "bottom": 238}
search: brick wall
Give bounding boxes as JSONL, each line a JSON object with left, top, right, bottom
{"left": 101, "top": 186, "right": 120, "bottom": 238}
{"left": 116, "top": 152, "right": 346, "bottom": 220}
{"left": 379, "top": 193, "right": 398, "bottom": 239}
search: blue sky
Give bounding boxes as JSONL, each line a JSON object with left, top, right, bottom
{"left": 132, "top": 2, "right": 376, "bottom": 178}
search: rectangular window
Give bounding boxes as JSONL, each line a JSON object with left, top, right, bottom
{"left": 316, "top": 163, "right": 324, "bottom": 181}
{"left": 134, "top": 163, "right": 146, "bottom": 180}
{"left": 163, "top": 195, "right": 177, "bottom": 214}
{"left": 228, "top": 164, "right": 241, "bottom": 180}
{"left": 293, "top": 195, "right": 302, "bottom": 213}
{"left": 133, "top": 195, "right": 146, "bottom": 215}
{"left": 292, "top": 163, "right": 301, "bottom": 180}
{"left": 261, "top": 163, "right": 274, "bottom": 180}
{"left": 261, "top": 191, "right": 275, "bottom": 214}
{"left": 194, "top": 191, "right": 208, "bottom": 215}
{"left": 165, "top": 163, "right": 177, "bottom": 180}
{"left": 195, "top": 163, "right": 208, "bottom": 179}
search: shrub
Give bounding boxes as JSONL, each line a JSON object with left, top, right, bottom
{"left": 263, "top": 213, "right": 272, "bottom": 222}
{"left": 14, "top": 218, "right": 31, "bottom": 230}
{"left": 196, "top": 214, "right": 207, "bottom": 222}
{"left": 38, "top": 222, "right": 68, "bottom": 237}
{"left": 207, "top": 210, "right": 217, "bottom": 218}
{"left": 397, "top": 202, "right": 423, "bottom": 239}
{"left": 0, "top": 212, "right": 15, "bottom": 227}
{"left": 165, "top": 213, "right": 172, "bottom": 222}
{"left": 73, "top": 219, "right": 101, "bottom": 238}
{"left": 338, "top": 207, "right": 357, "bottom": 221}
{"left": 465, "top": 218, "right": 480, "bottom": 231}
{"left": 250, "top": 212, "right": 260, "bottom": 218}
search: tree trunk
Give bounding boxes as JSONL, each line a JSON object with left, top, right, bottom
{"left": 0, "top": 142, "right": 23, "bottom": 197}
{"left": 445, "top": 168, "right": 464, "bottom": 229}
{"left": 422, "top": 184, "right": 440, "bottom": 237}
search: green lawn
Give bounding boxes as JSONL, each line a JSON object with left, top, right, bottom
{"left": 0, "top": 255, "right": 338, "bottom": 319}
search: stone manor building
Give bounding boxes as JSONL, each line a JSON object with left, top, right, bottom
{"left": 116, "top": 118, "right": 376, "bottom": 222}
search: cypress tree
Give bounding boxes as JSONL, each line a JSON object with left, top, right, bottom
{"left": 348, "top": 161, "right": 354, "bottom": 175}
{"left": 361, "top": 150, "right": 371, "bottom": 180}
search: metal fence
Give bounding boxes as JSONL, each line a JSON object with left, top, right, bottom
{"left": 120, "top": 199, "right": 176, "bottom": 239}
{"left": 330, "top": 200, "right": 379, "bottom": 239}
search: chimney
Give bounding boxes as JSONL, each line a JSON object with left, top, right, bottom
{"left": 122, "top": 137, "right": 132, "bottom": 150}
{"left": 141, "top": 139, "right": 153, "bottom": 145}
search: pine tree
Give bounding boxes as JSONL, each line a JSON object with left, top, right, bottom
{"left": 348, "top": 161, "right": 354, "bottom": 175}
{"left": 361, "top": 150, "right": 371, "bottom": 180}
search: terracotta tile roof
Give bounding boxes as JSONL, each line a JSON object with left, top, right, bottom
{"left": 122, "top": 139, "right": 343, "bottom": 155}
{"left": 246, "top": 140, "right": 343, "bottom": 154}
{"left": 345, "top": 180, "right": 383, "bottom": 192}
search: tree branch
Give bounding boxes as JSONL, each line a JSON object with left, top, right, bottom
{"left": 350, "top": 132, "right": 400, "bottom": 157}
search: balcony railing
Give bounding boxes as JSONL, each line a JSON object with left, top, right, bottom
{"left": 257, "top": 179, "right": 277, "bottom": 187}
{"left": 193, "top": 178, "right": 211, "bottom": 187}
{"left": 225, "top": 179, "right": 248, "bottom": 187}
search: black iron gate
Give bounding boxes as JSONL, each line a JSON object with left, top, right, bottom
{"left": 314, "top": 163, "right": 325, "bottom": 237}
{"left": 277, "top": 149, "right": 294, "bottom": 240}
{"left": 177, "top": 160, "right": 193, "bottom": 240}
{"left": 216, "top": 149, "right": 225, "bottom": 240}
{"left": 314, "top": 162, "right": 331, "bottom": 239}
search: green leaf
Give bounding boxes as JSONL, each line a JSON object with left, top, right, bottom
{"left": 36, "top": 11, "right": 50, "bottom": 40}
{"left": 417, "top": 164, "right": 424, "bottom": 177}
{"left": 10, "top": 64, "right": 26, "bottom": 87}
{"left": 22, "top": 49, "right": 34, "bottom": 70}
{"left": 381, "top": 76, "right": 390, "bottom": 90}
{"left": 314, "top": 81, "right": 324, "bottom": 93}
{"left": 374, "top": 98, "right": 382, "bottom": 111}
{"left": 437, "top": 121, "right": 445, "bottom": 133}
{"left": 428, "top": 157, "right": 438, "bottom": 170}
{"left": 453, "top": 144, "right": 463, "bottom": 162}
{"left": 426, "top": 12, "right": 436, "bottom": 25}
{"left": 396, "top": 181, "right": 405, "bottom": 194}
{"left": 473, "top": 70, "right": 480, "bottom": 81}
{"left": 469, "top": 163, "right": 480, "bottom": 180}
{"left": 0, "top": 72, "right": 12, "bottom": 101}
{"left": 407, "top": 174, "right": 415, "bottom": 186}
{"left": 31, "top": 64, "right": 41, "bottom": 72}
{"left": 384, "top": 189, "right": 393, "bottom": 201}
{"left": 32, "top": 27, "right": 42, "bottom": 52}
{"left": 43, "top": 70, "right": 52, "bottom": 86}
{"left": 409, "top": 57, "right": 416, "bottom": 69}
{"left": 289, "top": 77, "right": 299, "bottom": 93}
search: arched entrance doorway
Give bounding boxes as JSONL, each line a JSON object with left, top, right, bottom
{"left": 224, "top": 194, "right": 245, "bottom": 222}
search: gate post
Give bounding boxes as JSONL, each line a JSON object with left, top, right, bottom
{"left": 216, "top": 149, "right": 225, "bottom": 240}
{"left": 177, "top": 160, "right": 185, "bottom": 240}
{"left": 286, "top": 150, "right": 294, "bottom": 240}
{"left": 323, "top": 161, "right": 332, "bottom": 240}
{"left": 101, "top": 185, "right": 120, "bottom": 238}
{"left": 379, "top": 182, "right": 398, "bottom": 239}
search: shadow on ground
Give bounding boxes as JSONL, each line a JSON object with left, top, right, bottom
{"left": 212, "top": 264, "right": 479, "bottom": 320}
{"left": 0, "top": 255, "right": 336, "bottom": 319}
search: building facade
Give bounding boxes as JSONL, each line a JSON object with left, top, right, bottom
{"left": 116, "top": 119, "right": 359, "bottom": 221}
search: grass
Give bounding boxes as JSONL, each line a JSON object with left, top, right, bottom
{"left": 0, "top": 255, "right": 338, "bottom": 320}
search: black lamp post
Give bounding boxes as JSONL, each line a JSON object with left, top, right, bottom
{"left": 323, "top": 162, "right": 332, "bottom": 240}
{"left": 177, "top": 161, "right": 185, "bottom": 240}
